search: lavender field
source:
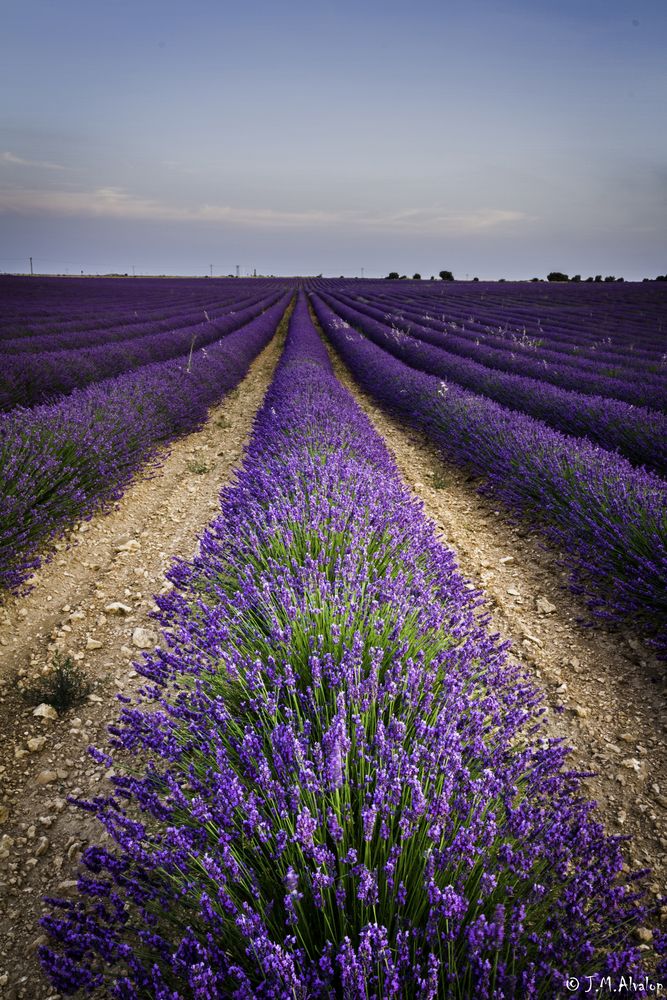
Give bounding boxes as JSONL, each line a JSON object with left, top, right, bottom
{"left": 0, "top": 276, "right": 666, "bottom": 998}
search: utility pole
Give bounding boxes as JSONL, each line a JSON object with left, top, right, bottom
{"left": 29, "top": 256, "right": 33, "bottom": 276}
{"left": 361, "top": 267, "right": 364, "bottom": 279}
{"left": 132, "top": 265, "right": 135, "bottom": 277}
{"left": 210, "top": 264, "right": 213, "bottom": 278}
{"left": 235, "top": 264, "right": 240, "bottom": 278}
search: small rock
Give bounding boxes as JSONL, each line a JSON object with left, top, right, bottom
{"left": 35, "top": 770, "right": 58, "bottom": 786}
{"left": 104, "top": 602, "right": 132, "bottom": 615}
{"left": 499, "top": 555, "right": 514, "bottom": 564}
{"left": 57, "top": 879, "right": 79, "bottom": 895}
{"left": 507, "top": 587, "right": 520, "bottom": 597}
{"left": 87, "top": 693, "right": 103, "bottom": 703}
{"left": 0, "top": 805, "right": 9, "bottom": 824}
{"left": 536, "top": 597, "right": 556, "bottom": 615}
{"left": 636, "top": 927, "right": 653, "bottom": 944}
{"left": 132, "top": 627, "right": 157, "bottom": 650}
{"left": 523, "top": 633, "right": 543, "bottom": 648}
{"left": 35, "top": 836, "right": 49, "bottom": 857}
{"left": 573, "top": 705, "right": 590, "bottom": 718}
{"left": 30, "top": 934, "right": 49, "bottom": 951}
{"left": 33, "top": 704, "right": 58, "bottom": 721}
{"left": 86, "top": 637, "right": 103, "bottom": 650}
{"left": 27, "top": 737, "right": 47, "bottom": 753}
{"left": 67, "top": 841, "right": 82, "bottom": 861}
{"left": 115, "top": 540, "right": 139, "bottom": 552}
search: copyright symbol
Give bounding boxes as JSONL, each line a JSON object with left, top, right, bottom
{"left": 566, "top": 979, "right": 580, "bottom": 992}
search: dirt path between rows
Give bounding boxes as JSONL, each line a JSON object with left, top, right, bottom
{"left": 0, "top": 331, "right": 284, "bottom": 998}
{"left": 327, "top": 348, "right": 667, "bottom": 962}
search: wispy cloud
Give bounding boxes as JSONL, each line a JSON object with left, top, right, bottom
{"left": 0, "top": 184, "right": 530, "bottom": 234}
{"left": 372, "top": 206, "right": 530, "bottom": 232}
{"left": 0, "top": 151, "right": 72, "bottom": 171}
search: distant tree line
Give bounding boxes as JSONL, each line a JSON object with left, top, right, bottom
{"left": 545, "top": 272, "right": 624, "bottom": 283}
{"left": 382, "top": 270, "right": 665, "bottom": 282}
{"left": 386, "top": 270, "right": 458, "bottom": 281}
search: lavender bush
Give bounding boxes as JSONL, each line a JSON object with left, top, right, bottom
{"left": 334, "top": 279, "right": 666, "bottom": 365}
{"left": 350, "top": 284, "right": 667, "bottom": 380}
{"left": 315, "top": 291, "right": 667, "bottom": 474}
{"left": 40, "top": 297, "right": 648, "bottom": 998}
{"left": 0, "top": 291, "right": 285, "bottom": 412}
{"left": 0, "top": 295, "right": 290, "bottom": 593}
{"left": 311, "top": 295, "right": 667, "bottom": 658}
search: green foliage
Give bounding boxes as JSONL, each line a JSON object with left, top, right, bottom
{"left": 438, "top": 270, "right": 454, "bottom": 281}
{"left": 186, "top": 458, "right": 210, "bottom": 474}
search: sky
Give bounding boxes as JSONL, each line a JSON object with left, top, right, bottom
{"left": 1, "top": 0, "right": 666, "bottom": 279}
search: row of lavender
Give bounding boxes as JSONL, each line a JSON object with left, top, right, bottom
{"left": 339, "top": 286, "right": 667, "bottom": 402}
{"left": 0, "top": 278, "right": 288, "bottom": 410}
{"left": 312, "top": 283, "right": 667, "bottom": 413}
{"left": 0, "top": 276, "right": 284, "bottom": 338}
{"left": 313, "top": 290, "right": 667, "bottom": 475}
{"left": 341, "top": 280, "right": 666, "bottom": 357}
{"left": 0, "top": 289, "right": 266, "bottom": 352}
{"left": 41, "top": 297, "right": 655, "bottom": 998}
{"left": 365, "top": 283, "right": 666, "bottom": 364}
{"left": 0, "top": 295, "right": 290, "bottom": 593}
{"left": 311, "top": 295, "right": 667, "bottom": 658}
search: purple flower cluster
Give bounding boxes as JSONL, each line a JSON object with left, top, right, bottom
{"left": 313, "top": 290, "right": 667, "bottom": 474}
{"left": 0, "top": 275, "right": 286, "bottom": 347}
{"left": 311, "top": 294, "right": 667, "bottom": 659}
{"left": 338, "top": 282, "right": 667, "bottom": 404}
{"left": 0, "top": 295, "right": 289, "bottom": 592}
{"left": 0, "top": 285, "right": 284, "bottom": 411}
{"left": 332, "top": 279, "right": 666, "bottom": 376}
{"left": 40, "top": 296, "right": 648, "bottom": 997}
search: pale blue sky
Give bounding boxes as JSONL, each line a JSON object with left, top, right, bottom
{"left": 1, "top": 0, "right": 665, "bottom": 278}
